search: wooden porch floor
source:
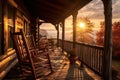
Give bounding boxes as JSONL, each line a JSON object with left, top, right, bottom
{"left": 3, "top": 48, "right": 102, "bottom": 80}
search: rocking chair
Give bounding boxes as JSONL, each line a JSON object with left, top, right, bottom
{"left": 10, "top": 29, "right": 53, "bottom": 79}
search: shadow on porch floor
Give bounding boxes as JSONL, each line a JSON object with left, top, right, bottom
{"left": 3, "top": 61, "right": 102, "bottom": 80}
{"left": 3, "top": 48, "right": 102, "bottom": 80}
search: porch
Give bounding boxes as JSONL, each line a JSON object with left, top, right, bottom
{"left": 0, "top": 0, "right": 113, "bottom": 80}
{"left": 4, "top": 47, "right": 101, "bottom": 80}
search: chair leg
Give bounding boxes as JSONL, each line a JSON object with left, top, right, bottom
{"left": 46, "top": 53, "right": 53, "bottom": 72}
{"left": 18, "top": 62, "right": 24, "bottom": 74}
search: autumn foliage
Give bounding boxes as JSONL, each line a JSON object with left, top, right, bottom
{"left": 96, "top": 21, "right": 120, "bottom": 58}
{"left": 96, "top": 22, "right": 105, "bottom": 46}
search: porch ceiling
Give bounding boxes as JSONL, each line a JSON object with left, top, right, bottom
{"left": 18, "top": 0, "right": 92, "bottom": 24}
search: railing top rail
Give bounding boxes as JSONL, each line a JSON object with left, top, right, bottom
{"left": 58, "top": 39, "right": 104, "bottom": 50}
{"left": 76, "top": 42, "right": 104, "bottom": 50}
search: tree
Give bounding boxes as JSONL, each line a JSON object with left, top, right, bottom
{"left": 96, "top": 21, "right": 120, "bottom": 58}
{"left": 76, "top": 17, "right": 95, "bottom": 44}
{"left": 96, "top": 22, "right": 105, "bottom": 46}
{"left": 112, "top": 22, "right": 120, "bottom": 58}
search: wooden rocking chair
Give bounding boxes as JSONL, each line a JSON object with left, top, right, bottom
{"left": 10, "top": 29, "right": 53, "bottom": 80}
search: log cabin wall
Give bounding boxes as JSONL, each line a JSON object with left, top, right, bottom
{"left": 0, "top": 0, "right": 2, "bottom": 56}
{"left": 0, "top": 0, "right": 31, "bottom": 79}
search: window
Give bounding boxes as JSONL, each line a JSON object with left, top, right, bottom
{"left": 7, "top": 3, "right": 15, "bottom": 49}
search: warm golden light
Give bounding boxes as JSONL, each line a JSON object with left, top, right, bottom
{"left": 79, "top": 22, "right": 85, "bottom": 28}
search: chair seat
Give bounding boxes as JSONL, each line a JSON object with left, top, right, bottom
{"left": 10, "top": 29, "right": 53, "bottom": 80}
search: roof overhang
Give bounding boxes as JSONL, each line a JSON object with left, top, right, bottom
{"left": 16, "top": 0, "right": 92, "bottom": 24}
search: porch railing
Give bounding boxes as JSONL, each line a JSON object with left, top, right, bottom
{"left": 58, "top": 39, "right": 104, "bottom": 77}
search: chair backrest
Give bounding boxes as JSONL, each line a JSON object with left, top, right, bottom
{"left": 10, "top": 29, "right": 36, "bottom": 79}
{"left": 26, "top": 35, "right": 40, "bottom": 56}
{"left": 26, "top": 35, "right": 36, "bottom": 50}
{"left": 11, "top": 29, "right": 53, "bottom": 79}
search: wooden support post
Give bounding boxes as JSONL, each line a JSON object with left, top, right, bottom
{"left": 56, "top": 24, "right": 59, "bottom": 47}
{"left": 62, "top": 20, "right": 65, "bottom": 53}
{"left": 2, "top": 0, "right": 8, "bottom": 54}
{"left": 37, "top": 22, "right": 42, "bottom": 47}
{"left": 30, "top": 17, "right": 37, "bottom": 39}
{"left": 36, "top": 17, "right": 39, "bottom": 47}
{"left": 1, "top": 0, "right": 4, "bottom": 54}
{"left": 102, "top": 0, "right": 112, "bottom": 80}
{"left": 54, "top": 24, "right": 59, "bottom": 47}
{"left": 0, "top": 0, "right": 1, "bottom": 54}
{"left": 72, "top": 11, "right": 78, "bottom": 53}
{"left": 37, "top": 23, "right": 40, "bottom": 47}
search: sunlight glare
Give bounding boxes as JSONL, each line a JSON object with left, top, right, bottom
{"left": 79, "top": 22, "right": 85, "bottom": 28}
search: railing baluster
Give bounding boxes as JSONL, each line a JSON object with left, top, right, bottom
{"left": 58, "top": 39, "right": 104, "bottom": 77}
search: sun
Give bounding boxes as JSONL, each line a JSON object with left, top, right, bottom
{"left": 79, "top": 22, "right": 85, "bottom": 28}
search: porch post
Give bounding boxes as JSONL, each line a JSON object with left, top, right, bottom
{"left": 30, "top": 17, "right": 37, "bottom": 39}
{"left": 30, "top": 17, "right": 38, "bottom": 47}
{"left": 102, "top": 0, "right": 112, "bottom": 80}
{"left": 36, "top": 17, "right": 40, "bottom": 47}
{"left": 56, "top": 24, "right": 59, "bottom": 47}
{"left": 38, "top": 22, "right": 42, "bottom": 47}
{"left": 54, "top": 24, "right": 59, "bottom": 47}
{"left": 2, "top": 0, "right": 8, "bottom": 54}
{"left": 72, "top": 11, "right": 78, "bottom": 52}
{"left": 62, "top": 20, "right": 65, "bottom": 53}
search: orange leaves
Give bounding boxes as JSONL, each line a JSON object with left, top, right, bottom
{"left": 96, "top": 21, "right": 120, "bottom": 57}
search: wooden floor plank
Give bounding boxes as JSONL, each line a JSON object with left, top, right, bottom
{"left": 3, "top": 48, "right": 102, "bottom": 80}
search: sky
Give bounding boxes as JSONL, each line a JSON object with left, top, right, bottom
{"left": 40, "top": 0, "right": 120, "bottom": 39}
{"left": 78, "top": 0, "right": 120, "bottom": 19}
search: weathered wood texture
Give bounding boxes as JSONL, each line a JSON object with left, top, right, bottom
{"left": 4, "top": 54, "right": 95, "bottom": 80}
{"left": 72, "top": 11, "right": 78, "bottom": 50}
{"left": 59, "top": 39, "right": 104, "bottom": 78}
{"left": 56, "top": 24, "right": 59, "bottom": 47}
{"left": 10, "top": 29, "right": 53, "bottom": 80}
{"left": 102, "top": 0, "right": 112, "bottom": 80}
{"left": 61, "top": 20, "right": 65, "bottom": 52}
{"left": 2, "top": 0, "right": 8, "bottom": 54}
